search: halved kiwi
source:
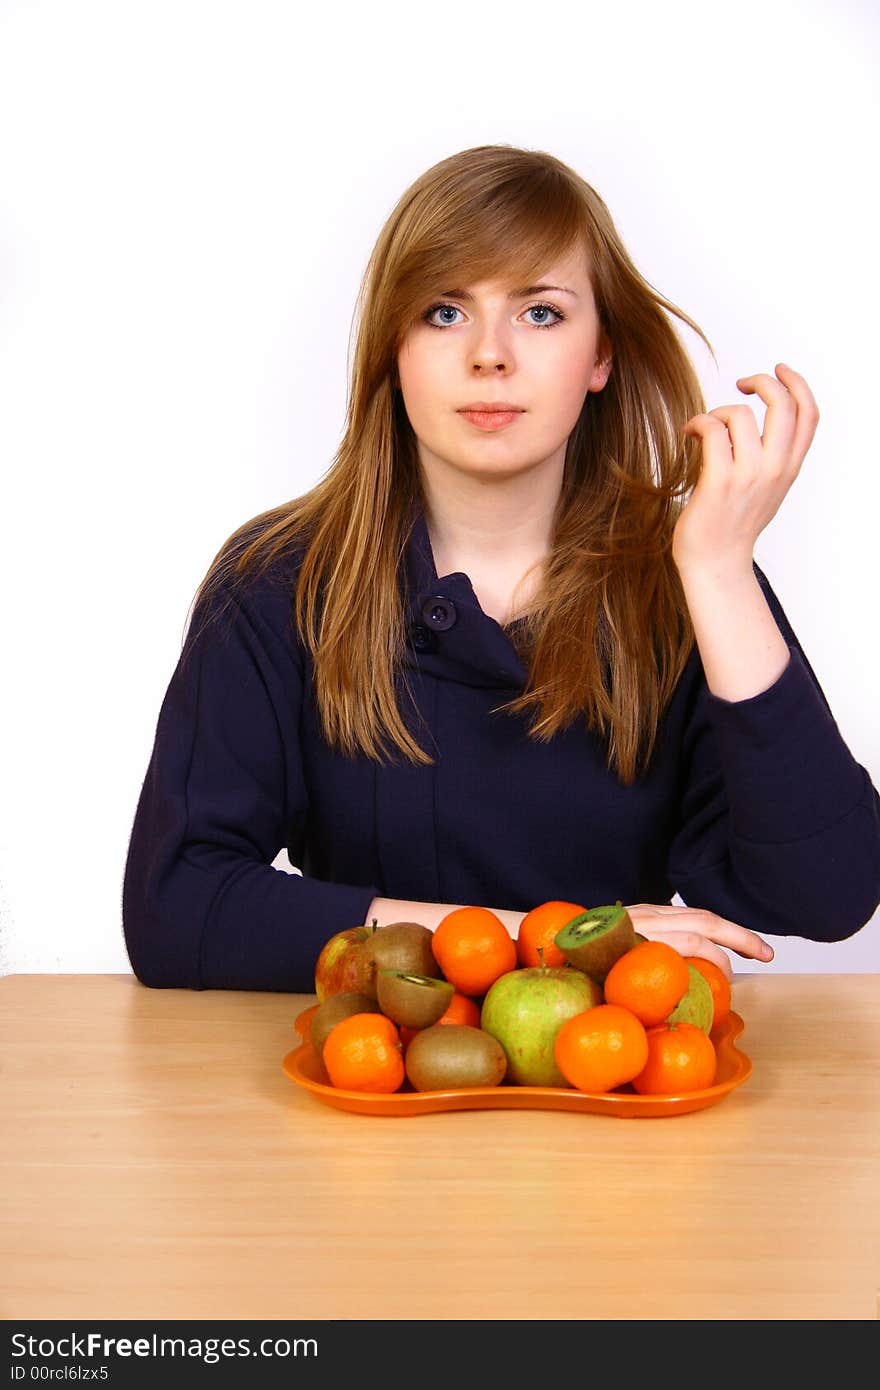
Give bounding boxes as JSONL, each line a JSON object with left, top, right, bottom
{"left": 376, "top": 969, "right": 454, "bottom": 1028}
{"left": 554, "top": 901, "right": 636, "bottom": 983}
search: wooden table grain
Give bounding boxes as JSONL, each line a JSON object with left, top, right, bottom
{"left": 2, "top": 972, "right": 878, "bottom": 1321}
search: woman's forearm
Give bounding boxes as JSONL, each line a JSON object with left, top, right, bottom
{"left": 366, "top": 895, "right": 525, "bottom": 938}
{"left": 677, "top": 561, "right": 792, "bottom": 702}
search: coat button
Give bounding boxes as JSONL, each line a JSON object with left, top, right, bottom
{"left": 421, "top": 595, "right": 457, "bottom": 630}
{"left": 409, "top": 623, "right": 437, "bottom": 653}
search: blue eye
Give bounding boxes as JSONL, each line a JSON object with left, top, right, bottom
{"left": 421, "top": 301, "right": 566, "bottom": 330}
{"left": 524, "top": 304, "right": 565, "bottom": 328}
{"left": 424, "top": 304, "right": 463, "bottom": 327}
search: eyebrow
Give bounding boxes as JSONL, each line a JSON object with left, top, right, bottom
{"left": 437, "top": 283, "right": 579, "bottom": 301}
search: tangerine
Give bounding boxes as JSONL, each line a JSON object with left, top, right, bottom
{"left": 516, "top": 900, "right": 586, "bottom": 969}
{"left": 398, "top": 1024, "right": 419, "bottom": 1052}
{"left": 631, "top": 1021, "right": 717, "bottom": 1096}
{"left": 603, "top": 939, "right": 690, "bottom": 1027}
{"left": 321, "top": 1012, "right": 405, "bottom": 1093}
{"left": 684, "top": 956, "right": 732, "bottom": 1028}
{"left": 554, "top": 1004, "right": 649, "bottom": 1094}
{"left": 437, "top": 990, "right": 483, "bottom": 1028}
{"left": 398, "top": 991, "right": 481, "bottom": 1052}
{"left": 431, "top": 907, "right": 517, "bottom": 997}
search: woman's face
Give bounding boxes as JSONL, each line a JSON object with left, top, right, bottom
{"left": 396, "top": 241, "right": 611, "bottom": 484}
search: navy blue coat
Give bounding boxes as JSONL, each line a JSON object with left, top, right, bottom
{"left": 122, "top": 508, "right": 880, "bottom": 991}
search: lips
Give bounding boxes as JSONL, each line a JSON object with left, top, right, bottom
{"left": 458, "top": 406, "right": 524, "bottom": 431}
{"left": 458, "top": 402, "right": 524, "bottom": 413}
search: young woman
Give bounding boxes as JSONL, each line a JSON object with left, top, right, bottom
{"left": 122, "top": 144, "right": 880, "bottom": 992}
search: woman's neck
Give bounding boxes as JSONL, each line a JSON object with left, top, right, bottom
{"left": 423, "top": 479, "right": 559, "bottom": 564}
{"left": 425, "top": 515, "right": 551, "bottom": 628}
{"left": 417, "top": 458, "right": 563, "bottom": 625}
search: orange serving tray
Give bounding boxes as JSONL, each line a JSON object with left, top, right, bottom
{"left": 282, "top": 1004, "right": 752, "bottom": 1119}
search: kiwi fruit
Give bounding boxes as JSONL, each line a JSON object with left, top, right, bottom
{"left": 309, "top": 991, "right": 382, "bottom": 1060}
{"left": 554, "top": 901, "right": 636, "bottom": 983}
{"left": 376, "top": 969, "right": 454, "bottom": 1028}
{"left": 405, "top": 1024, "right": 507, "bottom": 1091}
{"left": 362, "top": 921, "right": 440, "bottom": 996}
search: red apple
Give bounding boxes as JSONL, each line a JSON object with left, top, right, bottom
{"left": 314, "top": 920, "right": 378, "bottom": 1002}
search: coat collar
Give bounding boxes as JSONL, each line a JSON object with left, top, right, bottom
{"left": 402, "top": 503, "right": 529, "bottom": 691}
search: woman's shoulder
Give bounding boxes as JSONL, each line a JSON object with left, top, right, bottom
{"left": 186, "top": 515, "right": 311, "bottom": 655}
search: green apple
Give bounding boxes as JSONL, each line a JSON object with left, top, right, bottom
{"left": 480, "top": 963, "right": 602, "bottom": 1087}
{"left": 665, "top": 963, "right": 714, "bottom": 1033}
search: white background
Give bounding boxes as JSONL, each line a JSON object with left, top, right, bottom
{"left": 1, "top": 0, "right": 877, "bottom": 977}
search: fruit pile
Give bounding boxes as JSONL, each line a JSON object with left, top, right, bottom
{"left": 308, "top": 901, "right": 733, "bottom": 1098}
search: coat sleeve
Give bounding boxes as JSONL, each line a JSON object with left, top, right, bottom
{"left": 667, "top": 562, "right": 880, "bottom": 941}
{"left": 121, "top": 575, "right": 381, "bottom": 991}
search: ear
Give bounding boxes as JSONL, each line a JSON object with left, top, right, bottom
{"left": 590, "top": 350, "right": 613, "bottom": 393}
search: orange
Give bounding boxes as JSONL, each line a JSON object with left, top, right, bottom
{"left": 685, "top": 956, "right": 732, "bottom": 1028}
{"left": 398, "top": 1024, "right": 419, "bottom": 1052}
{"left": 436, "top": 990, "right": 482, "bottom": 1028}
{"left": 554, "top": 1004, "right": 649, "bottom": 1094}
{"left": 603, "top": 940, "right": 690, "bottom": 1027}
{"left": 397, "top": 993, "right": 481, "bottom": 1053}
{"left": 431, "top": 907, "right": 517, "bottom": 997}
{"left": 631, "top": 1022, "right": 717, "bottom": 1096}
{"left": 321, "top": 1012, "right": 405, "bottom": 1093}
{"left": 516, "top": 900, "right": 586, "bottom": 969}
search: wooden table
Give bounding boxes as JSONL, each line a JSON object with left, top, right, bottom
{"left": 2, "top": 973, "right": 878, "bottom": 1321}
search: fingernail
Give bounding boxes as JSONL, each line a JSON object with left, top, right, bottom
{"left": 762, "top": 945, "right": 774, "bottom": 960}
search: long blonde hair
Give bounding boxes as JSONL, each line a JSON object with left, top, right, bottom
{"left": 187, "top": 143, "right": 714, "bottom": 785}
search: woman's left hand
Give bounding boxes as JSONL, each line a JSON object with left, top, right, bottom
{"left": 624, "top": 903, "right": 775, "bottom": 982}
{"left": 672, "top": 363, "right": 820, "bottom": 575}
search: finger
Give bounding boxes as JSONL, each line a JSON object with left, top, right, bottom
{"left": 642, "top": 930, "right": 734, "bottom": 981}
{"left": 626, "top": 903, "right": 705, "bottom": 918}
{"left": 732, "top": 372, "right": 795, "bottom": 468}
{"left": 625, "top": 905, "right": 774, "bottom": 960}
{"left": 681, "top": 414, "right": 734, "bottom": 463}
{"left": 645, "top": 927, "right": 742, "bottom": 967}
{"left": 737, "top": 364, "right": 818, "bottom": 468}
{"left": 774, "top": 362, "right": 820, "bottom": 462}
{"left": 705, "top": 404, "right": 765, "bottom": 473}
{"left": 684, "top": 407, "right": 765, "bottom": 481}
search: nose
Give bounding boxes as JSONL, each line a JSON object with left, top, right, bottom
{"left": 466, "top": 312, "right": 515, "bottom": 374}
{"left": 469, "top": 338, "right": 511, "bottom": 374}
